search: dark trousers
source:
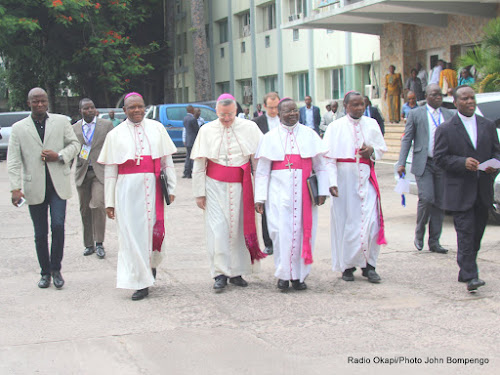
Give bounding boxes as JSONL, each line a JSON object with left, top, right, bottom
{"left": 452, "top": 195, "right": 489, "bottom": 282}
{"left": 415, "top": 159, "right": 445, "bottom": 247}
{"left": 28, "top": 186, "right": 67, "bottom": 276}
{"left": 261, "top": 207, "right": 272, "bottom": 248}
{"left": 184, "top": 146, "right": 193, "bottom": 177}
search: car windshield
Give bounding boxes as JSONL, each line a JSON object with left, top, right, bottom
{"left": 166, "top": 107, "right": 188, "bottom": 121}
{"left": 0, "top": 113, "right": 29, "bottom": 127}
{"left": 200, "top": 108, "right": 217, "bottom": 122}
{"left": 101, "top": 113, "right": 127, "bottom": 120}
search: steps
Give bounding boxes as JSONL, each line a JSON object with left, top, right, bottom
{"left": 383, "top": 122, "right": 405, "bottom": 162}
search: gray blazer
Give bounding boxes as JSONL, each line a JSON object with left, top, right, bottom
{"left": 397, "top": 106, "right": 453, "bottom": 177}
{"left": 73, "top": 118, "right": 114, "bottom": 186}
{"left": 7, "top": 113, "right": 80, "bottom": 205}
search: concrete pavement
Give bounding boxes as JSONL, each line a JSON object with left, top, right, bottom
{"left": 0, "top": 160, "right": 498, "bottom": 375}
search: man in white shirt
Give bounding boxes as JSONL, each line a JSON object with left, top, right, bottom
{"left": 429, "top": 60, "right": 444, "bottom": 85}
{"left": 416, "top": 62, "right": 428, "bottom": 91}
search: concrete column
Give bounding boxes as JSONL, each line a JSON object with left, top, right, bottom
{"left": 227, "top": 0, "right": 235, "bottom": 94}
{"left": 276, "top": 0, "right": 284, "bottom": 96}
{"left": 208, "top": 0, "right": 215, "bottom": 99}
{"left": 250, "top": 0, "right": 258, "bottom": 107}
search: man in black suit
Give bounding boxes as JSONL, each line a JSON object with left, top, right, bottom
{"left": 434, "top": 85, "right": 500, "bottom": 292}
{"left": 299, "top": 95, "right": 320, "bottom": 134}
{"left": 363, "top": 96, "right": 385, "bottom": 135}
{"left": 183, "top": 105, "right": 199, "bottom": 178}
{"left": 252, "top": 92, "right": 281, "bottom": 255}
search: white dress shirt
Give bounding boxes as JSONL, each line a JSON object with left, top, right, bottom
{"left": 458, "top": 112, "right": 477, "bottom": 149}
{"left": 426, "top": 105, "right": 442, "bottom": 158}
{"left": 305, "top": 107, "right": 314, "bottom": 129}
{"left": 266, "top": 114, "right": 280, "bottom": 131}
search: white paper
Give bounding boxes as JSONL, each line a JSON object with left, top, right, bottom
{"left": 394, "top": 178, "right": 410, "bottom": 195}
{"left": 478, "top": 158, "right": 500, "bottom": 171}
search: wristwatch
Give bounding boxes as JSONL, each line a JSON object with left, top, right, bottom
{"left": 58, "top": 153, "right": 64, "bottom": 162}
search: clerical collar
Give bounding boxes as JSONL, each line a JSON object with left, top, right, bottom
{"left": 346, "top": 114, "right": 361, "bottom": 124}
{"left": 458, "top": 112, "right": 476, "bottom": 121}
{"left": 126, "top": 118, "right": 143, "bottom": 127}
{"left": 280, "top": 122, "right": 298, "bottom": 131}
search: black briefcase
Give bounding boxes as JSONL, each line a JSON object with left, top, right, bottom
{"left": 160, "top": 170, "right": 171, "bottom": 205}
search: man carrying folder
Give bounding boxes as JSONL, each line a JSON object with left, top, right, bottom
{"left": 254, "top": 98, "right": 328, "bottom": 291}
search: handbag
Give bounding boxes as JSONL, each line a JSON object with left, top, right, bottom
{"left": 306, "top": 174, "right": 319, "bottom": 206}
{"left": 160, "top": 170, "right": 171, "bottom": 205}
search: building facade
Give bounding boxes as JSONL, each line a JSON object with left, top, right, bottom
{"left": 173, "top": 0, "right": 380, "bottom": 112}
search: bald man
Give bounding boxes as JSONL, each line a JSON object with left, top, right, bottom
{"left": 8, "top": 87, "right": 79, "bottom": 289}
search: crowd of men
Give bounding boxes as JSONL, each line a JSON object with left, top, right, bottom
{"left": 7, "top": 83, "right": 498, "bottom": 301}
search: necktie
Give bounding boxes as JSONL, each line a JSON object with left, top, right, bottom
{"left": 84, "top": 123, "right": 93, "bottom": 142}
{"left": 433, "top": 110, "right": 440, "bottom": 125}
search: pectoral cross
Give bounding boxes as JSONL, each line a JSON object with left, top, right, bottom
{"left": 355, "top": 153, "right": 361, "bottom": 164}
{"left": 285, "top": 161, "right": 293, "bottom": 171}
{"left": 220, "top": 155, "right": 230, "bottom": 166}
{"left": 136, "top": 155, "right": 143, "bottom": 165}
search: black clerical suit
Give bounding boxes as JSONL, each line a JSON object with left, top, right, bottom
{"left": 434, "top": 113, "right": 500, "bottom": 282}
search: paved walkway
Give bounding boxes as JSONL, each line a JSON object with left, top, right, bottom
{"left": 0, "top": 160, "right": 498, "bottom": 375}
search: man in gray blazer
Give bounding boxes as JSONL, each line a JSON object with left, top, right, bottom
{"left": 73, "top": 98, "right": 114, "bottom": 258}
{"left": 397, "top": 84, "right": 453, "bottom": 254}
{"left": 8, "top": 87, "right": 80, "bottom": 289}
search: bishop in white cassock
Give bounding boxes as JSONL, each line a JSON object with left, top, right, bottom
{"left": 191, "top": 94, "right": 265, "bottom": 292}
{"left": 254, "top": 98, "right": 329, "bottom": 290}
{"left": 98, "top": 93, "right": 177, "bottom": 301}
{"left": 322, "top": 92, "right": 387, "bottom": 283}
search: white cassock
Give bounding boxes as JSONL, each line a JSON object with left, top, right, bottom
{"left": 255, "top": 123, "right": 329, "bottom": 282}
{"left": 191, "top": 117, "right": 263, "bottom": 278}
{"left": 98, "top": 118, "right": 177, "bottom": 290}
{"left": 322, "top": 115, "right": 387, "bottom": 272}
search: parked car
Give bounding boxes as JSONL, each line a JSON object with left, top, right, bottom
{"left": 0, "top": 111, "right": 32, "bottom": 159}
{"left": 0, "top": 111, "right": 72, "bottom": 159}
{"left": 145, "top": 104, "right": 217, "bottom": 147}
{"left": 97, "top": 108, "right": 126, "bottom": 121}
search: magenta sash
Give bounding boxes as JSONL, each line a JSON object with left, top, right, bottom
{"left": 337, "top": 157, "right": 387, "bottom": 245}
{"left": 272, "top": 155, "right": 314, "bottom": 265}
{"left": 118, "top": 156, "right": 165, "bottom": 252}
{"left": 206, "top": 160, "right": 266, "bottom": 264}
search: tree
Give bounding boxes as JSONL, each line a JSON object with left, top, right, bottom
{"left": 190, "top": 0, "right": 211, "bottom": 101}
{"left": 458, "top": 18, "right": 500, "bottom": 93}
{"left": 0, "top": 0, "right": 161, "bottom": 109}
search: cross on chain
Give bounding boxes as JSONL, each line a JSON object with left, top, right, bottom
{"left": 285, "top": 161, "right": 293, "bottom": 171}
{"left": 136, "top": 155, "right": 143, "bottom": 165}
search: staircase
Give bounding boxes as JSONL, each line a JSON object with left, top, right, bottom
{"left": 382, "top": 122, "right": 405, "bottom": 162}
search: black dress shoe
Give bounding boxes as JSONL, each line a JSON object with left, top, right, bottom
{"left": 131, "top": 288, "right": 149, "bottom": 300}
{"left": 83, "top": 246, "right": 95, "bottom": 256}
{"left": 52, "top": 271, "right": 65, "bottom": 289}
{"left": 38, "top": 275, "right": 51, "bottom": 289}
{"left": 152, "top": 268, "right": 157, "bottom": 279}
{"left": 342, "top": 267, "right": 356, "bottom": 281}
{"left": 263, "top": 246, "right": 273, "bottom": 255}
{"left": 429, "top": 245, "right": 448, "bottom": 254}
{"left": 414, "top": 238, "right": 423, "bottom": 251}
{"left": 229, "top": 276, "right": 248, "bottom": 287}
{"left": 467, "top": 278, "right": 485, "bottom": 291}
{"left": 213, "top": 275, "right": 228, "bottom": 291}
{"left": 291, "top": 280, "right": 307, "bottom": 290}
{"left": 277, "top": 279, "right": 289, "bottom": 290}
{"left": 95, "top": 245, "right": 106, "bottom": 258}
{"left": 362, "top": 269, "right": 381, "bottom": 283}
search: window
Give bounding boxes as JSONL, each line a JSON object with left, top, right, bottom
{"left": 264, "top": 3, "right": 276, "bottom": 31}
{"left": 265, "top": 35, "right": 270, "bottom": 48}
{"left": 297, "top": 73, "right": 309, "bottom": 101}
{"left": 240, "top": 12, "right": 251, "bottom": 38}
{"left": 166, "top": 106, "right": 188, "bottom": 121}
{"left": 289, "top": 0, "right": 307, "bottom": 19}
{"left": 220, "top": 47, "right": 225, "bottom": 58}
{"left": 239, "top": 79, "right": 253, "bottom": 105}
{"left": 176, "top": 32, "right": 187, "bottom": 55}
{"left": 241, "top": 41, "right": 246, "bottom": 53}
{"left": 263, "top": 76, "right": 278, "bottom": 93}
{"left": 199, "top": 108, "right": 218, "bottom": 122}
{"left": 331, "top": 68, "right": 345, "bottom": 99}
{"left": 293, "top": 29, "right": 299, "bottom": 41}
{"left": 218, "top": 19, "right": 228, "bottom": 43}
{"left": 218, "top": 81, "right": 230, "bottom": 96}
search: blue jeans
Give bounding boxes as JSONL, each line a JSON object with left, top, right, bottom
{"left": 28, "top": 186, "right": 67, "bottom": 276}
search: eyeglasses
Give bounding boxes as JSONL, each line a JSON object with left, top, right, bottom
{"left": 218, "top": 113, "right": 235, "bottom": 118}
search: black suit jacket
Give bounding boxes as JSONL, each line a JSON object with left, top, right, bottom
{"left": 184, "top": 113, "right": 199, "bottom": 147}
{"left": 367, "top": 106, "right": 385, "bottom": 135}
{"left": 434, "top": 113, "right": 500, "bottom": 211}
{"left": 252, "top": 114, "right": 269, "bottom": 134}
